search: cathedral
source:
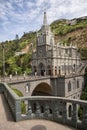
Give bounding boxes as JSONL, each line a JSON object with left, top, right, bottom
{"left": 11, "top": 12, "right": 84, "bottom": 99}
{"left": 31, "top": 12, "right": 84, "bottom": 99}
{"left": 31, "top": 12, "right": 81, "bottom": 76}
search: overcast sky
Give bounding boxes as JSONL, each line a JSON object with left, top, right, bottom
{"left": 0, "top": 0, "right": 87, "bottom": 42}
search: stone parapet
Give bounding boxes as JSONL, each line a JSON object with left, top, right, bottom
{"left": 0, "top": 83, "right": 87, "bottom": 130}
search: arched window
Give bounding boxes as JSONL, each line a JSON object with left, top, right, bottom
{"left": 39, "top": 63, "right": 45, "bottom": 76}
{"left": 77, "top": 80, "right": 79, "bottom": 88}
{"left": 47, "top": 65, "right": 51, "bottom": 75}
{"left": 73, "top": 78, "right": 76, "bottom": 90}
{"left": 68, "top": 105, "right": 72, "bottom": 117}
{"left": 49, "top": 109, "right": 52, "bottom": 114}
{"left": 59, "top": 111, "right": 62, "bottom": 116}
{"left": 55, "top": 66, "right": 57, "bottom": 75}
{"left": 68, "top": 81, "right": 71, "bottom": 92}
{"left": 33, "top": 66, "right": 37, "bottom": 75}
{"left": 58, "top": 66, "right": 61, "bottom": 76}
{"left": 59, "top": 49, "right": 61, "bottom": 56}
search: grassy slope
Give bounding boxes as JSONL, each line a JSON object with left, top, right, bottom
{"left": 51, "top": 18, "right": 87, "bottom": 60}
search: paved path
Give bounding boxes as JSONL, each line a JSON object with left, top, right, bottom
{"left": 0, "top": 94, "right": 78, "bottom": 130}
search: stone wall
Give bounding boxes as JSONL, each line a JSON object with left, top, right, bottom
{"left": 9, "top": 74, "right": 84, "bottom": 99}
{"left": 0, "top": 83, "right": 87, "bottom": 130}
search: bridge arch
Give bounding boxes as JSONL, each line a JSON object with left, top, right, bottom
{"left": 31, "top": 82, "right": 53, "bottom": 96}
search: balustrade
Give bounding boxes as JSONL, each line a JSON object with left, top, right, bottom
{"left": 81, "top": 105, "right": 87, "bottom": 130}
{"left": 62, "top": 102, "right": 67, "bottom": 124}
{"left": 35, "top": 102, "right": 41, "bottom": 117}
{"left": 71, "top": 103, "right": 78, "bottom": 128}
{"left": 44, "top": 102, "right": 50, "bottom": 118}
{"left": 27, "top": 101, "right": 32, "bottom": 115}
{"left": 0, "top": 83, "right": 87, "bottom": 130}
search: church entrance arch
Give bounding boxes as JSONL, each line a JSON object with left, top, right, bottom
{"left": 39, "top": 63, "right": 45, "bottom": 76}
{"left": 31, "top": 83, "right": 52, "bottom": 96}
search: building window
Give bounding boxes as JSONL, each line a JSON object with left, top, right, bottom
{"left": 59, "top": 49, "right": 61, "bottom": 56}
{"left": 73, "top": 78, "right": 76, "bottom": 90}
{"left": 77, "top": 80, "right": 79, "bottom": 88}
{"left": 55, "top": 66, "right": 57, "bottom": 75}
{"left": 47, "top": 65, "right": 51, "bottom": 75}
{"left": 33, "top": 66, "right": 37, "bottom": 75}
{"left": 68, "top": 81, "right": 71, "bottom": 92}
{"left": 68, "top": 105, "right": 72, "bottom": 117}
{"left": 58, "top": 66, "right": 61, "bottom": 76}
{"left": 59, "top": 111, "right": 62, "bottom": 116}
{"left": 65, "top": 49, "right": 68, "bottom": 54}
{"left": 73, "top": 96, "right": 75, "bottom": 99}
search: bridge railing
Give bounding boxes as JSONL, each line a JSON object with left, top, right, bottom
{"left": 0, "top": 83, "right": 4, "bottom": 93}
{"left": 0, "top": 83, "right": 87, "bottom": 130}
{"left": 0, "top": 75, "right": 51, "bottom": 83}
{"left": 17, "top": 96, "right": 87, "bottom": 130}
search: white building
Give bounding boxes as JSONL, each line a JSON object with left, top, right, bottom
{"left": 32, "top": 12, "right": 81, "bottom": 76}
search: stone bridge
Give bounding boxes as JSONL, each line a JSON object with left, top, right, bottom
{"left": 6, "top": 76, "right": 52, "bottom": 96}
{"left": 0, "top": 83, "right": 87, "bottom": 130}
{"left": 1, "top": 73, "right": 84, "bottom": 99}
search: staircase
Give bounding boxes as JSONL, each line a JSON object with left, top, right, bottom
{"left": 77, "top": 60, "right": 87, "bottom": 73}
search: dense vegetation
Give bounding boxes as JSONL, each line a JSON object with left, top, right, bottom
{"left": 0, "top": 16, "right": 87, "bottom": 76}
{"left": 78, "top": 68, "right": 87, "bottom": 120}
{"left": 81, "top": 68, "right": 87, "bottom": 100}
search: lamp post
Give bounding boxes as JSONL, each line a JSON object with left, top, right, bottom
{"left": 2, "top": 43, "right": 5, "bottom": 81}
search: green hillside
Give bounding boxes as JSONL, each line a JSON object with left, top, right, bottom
{"left": 0, "top": 16, "right": 87, "bottom": 76}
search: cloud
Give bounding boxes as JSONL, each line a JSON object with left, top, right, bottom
{"left": 0, "top": 0, "right": 87, "bottom": 42}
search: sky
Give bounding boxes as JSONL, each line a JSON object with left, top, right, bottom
{"left": 0, "top": 0, "right": 87, "bottom": 42}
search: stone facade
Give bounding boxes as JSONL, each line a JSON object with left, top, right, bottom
{"left": 32, "top": 12, "right": 81, "bottom": 76}
{"left": 4, "top": 12, "right": 84, "bottom": 100}
{"left": 31, "top": 12, "right": 84, "bottom": 99}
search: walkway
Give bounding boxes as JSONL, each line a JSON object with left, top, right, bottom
{"left": 0, "top": 94, "right": 78, "bottom": 130}
{"left": 0, "top": 75, "right": 50, "bottom": 83}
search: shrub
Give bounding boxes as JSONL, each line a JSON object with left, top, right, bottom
{"left": 11, "top": 88, "right": 26, "bottom": 114}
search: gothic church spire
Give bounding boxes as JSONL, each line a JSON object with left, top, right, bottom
{"left": 43, "top": 11, "right": 47, "bottom": 26}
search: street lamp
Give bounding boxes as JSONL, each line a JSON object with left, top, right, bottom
{"left": 1, "top": 43, "right": 5, "bottom": 81}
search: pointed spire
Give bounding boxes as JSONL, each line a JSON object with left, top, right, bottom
{"left": 43, "top": 11, "right": 47, "bottom": 26}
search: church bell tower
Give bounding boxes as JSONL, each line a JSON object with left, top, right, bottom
{"left": 36, "top": 11, "right": 54, "bottom": 57}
